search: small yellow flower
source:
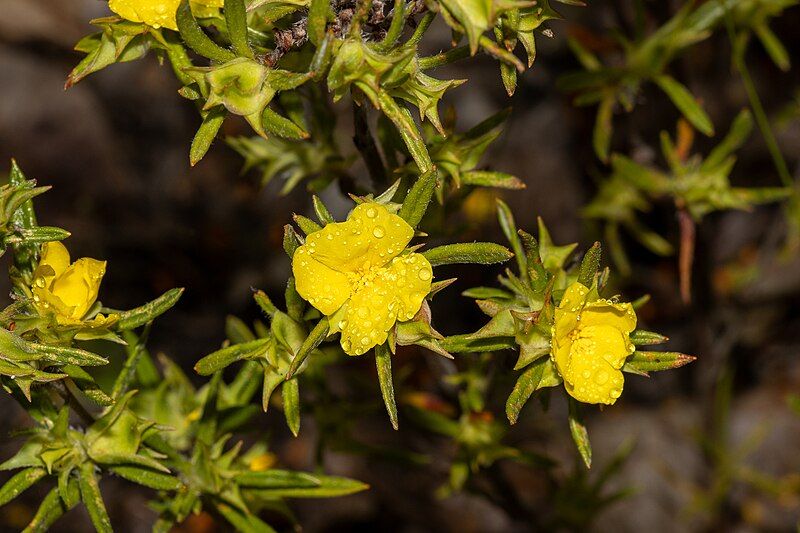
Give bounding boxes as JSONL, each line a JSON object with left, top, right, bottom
{"left": 292, "top": 203, "right": 433, "bottom": 356}
{"left": 551, "top": 282, "right": 637, "bottom": 405}
{"left": 31, "top": 241, "right": 108, "bottom": 325}
{"left": 248, "top": 452, "right": 276, "bottom": 472}
{"left": 108, "top": 0, "right": 224, "bottom": 31}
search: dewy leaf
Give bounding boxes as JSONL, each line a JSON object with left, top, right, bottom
{"left": 110, "top": 465, "right": 183, "bottom": 491}
{"left": 577, "top": 242, "right": 601, "bottom": 287}
{"left": 0, "top": 467, "right": 46, "bottom": 507}
{"left": 78, "top": 462, "right": 113, "bottom": 533}
{"left": 307, "top": 0, "right": 330, "bottom": 46}
{"left": 568, "top": 399, "right": 592, "bottom": 468}
{"left": 654, "top": 75, "right": 714, "bottom": 136}
{"left": 629, "top": 330, "right": 669, "bottom": 346}
{"left": 114, "top": 288, "right": 184, "bottom": 330}
{"left": 24, "top": 481, "right": 79, "bottom": 533}
{"left": 190, "top": 106, "right": 226, "bottom": 166}
{"left": 422, "top": 242, "right": 513, "bottom": 267}
{"left": 398, "top": 169, "right": 438, "bottom": 229}
{"left": 375, "top": 344, "right": 399, "bottom": 430}
{"left": 623, "top": 351, "right": 696, "bottom": 373}
{"left": 195, "top": 338, "right": 270, "bottom": 375}
{"left": 224, "top": 0, "right": 253, "bottom": 58}
{"left": 282, "top": 378, "right": 301, "bottom": 436}
{"left": 286, "top": 317, "right": 328, "bottom": 378}
{"left": 506, "top": 357, "right": 546, "bottom": 424}
{"left": 176, "top": 0, "right": 236, "bottom": 63}
{"left": 496, "top": 199, "right": 526, "bottom": 277}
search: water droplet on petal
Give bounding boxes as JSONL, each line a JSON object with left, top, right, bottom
{"left": 418, "top": 269, "right": 431, "bottom": 281}
{"left": 372, "top": 226, "right": 385, "bottom": 238}
{"left": 610, "top": 388, "right": 621, "bottom": 399}
{"left": 360, "top": 336, "right": 370, "bottom": 346}
{"left": 366, "top": 207, "right": 377, "bottom": 218}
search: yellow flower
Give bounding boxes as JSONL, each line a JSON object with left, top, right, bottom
{"left": 551, "top": 282, "right": 637, "bottom": 405}
{"left": 292, "top": 203, "right": 433, "bottom": 356}
{"left": 31, "top": 241, "right": 108, "bottom": 325}
{"left": 108, "top": 0, "right": 224, "bottom": 31}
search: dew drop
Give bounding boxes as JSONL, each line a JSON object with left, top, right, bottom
{"left": 582, "top": 370, "right": 591, "bottom": 379}
{"left": 609, "top": 388, "right": 621, "bottom": 399}
{"left": 417, "top": 269, "right": 431, "bottom": 281}
{"left": 366, "top": 207, "right": 377, "bottom": 218}
{"left": 372, "top": 226, "right": 385, "bottom": 238}
{"left": 595, "top": 370, "right": 608, "bottom": 385}
{"left": 360, "top": 336, "right": 370, "bottom": 346}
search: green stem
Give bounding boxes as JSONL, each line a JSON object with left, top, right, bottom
{"left": 720, "top": 4, "right": 792, "bottom": 186}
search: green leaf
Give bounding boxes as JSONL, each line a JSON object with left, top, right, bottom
{"left": 623, "top": 350, "right": 696, "bottom": 373}
{"left": 378, "top": 91, "right": 433, "bottom": 173}
{"left": 194, "top": 338, "right": 270, "bottom": 375}
{"left": 286, "top": 317, "right": 329, "bottom": 378}
{"left": 460, "top": 171, "right": 524, "bottom": 189}
{"left": 261, "top": 107, "right": 309, "bottom": 139}
{"left": 176, "top": 0, "right": 236, "bottom": 63}
{"left": 398, "top": 169, "right": 438, "bottom": 229}
{"left": 312, "top": 196, "right": 334, "bottom": 225}
{"left": 654, "top": 75, "right": 714, "bottom": 136}
{"left": 629, "top": 330, "right": 669, "bottom": 346}
{"left": 109, "top": 465, "right": 182, "bottom": 491}
{"left": 254, "top": 290, "right": 278, "bottom": 317}
{"left": 237, "top": 469, "right": 319, "bottom": 489}
{"left": 23, "top": 481, "right": 79, "bottom": 533}
{"left": 496, "top": 199, "right": 527, "bottom": 278}
{"left": 248, "top": 474, "right": 369, "bottom": 498}
{"left": 754, "top": 23, "right": 790, "bottom": 72}
{"left": 577, "top": 242, "right": 601, "bottom": 287}
{"left": 506, "top": 358, "right": 547, "bottom": 424}
{"left": 215, "top": 502, "right": 278, "bottom": 533}
{"left": 5, "top": 226, "right": 71, "bottom": 246}
{"left": 422, "top": 242, "right": 513, "bottom": 267}
{"left": 593, "top": 94, "right": 614, "bottom": 162}
{"left": 568, "top": 399, "right": 592, "bottom": 468}
{"left": 282, "top": 378, "right": 301, "bottom": 436}
{"left": 190, "top": 106, "right": 226, "bottom": 166}
{"left": 293, "top": 214, "right": 322, "bottom": 235}
{"left": 307, "top": 0, "right": 330, "bottom": 46}
{"left": 224, "top": 0, "right": 253, "bottom": 58}
{"left": 375, "top": 344, "right": 398, "bottom": 430}
{"left": 283, "top": 224, "right": 302, "bottom": 258}
{"left": 114, "top": 287, "right": 184, "bottom": 330}
{"left": 30, "top": 343, "right": 108, "bottom": 367}
{"left": 0, "top": 467, "right": 46, "bottom": 506}
{"left": 702, "top": 109, "right": 752, "bottom": 171}
{"left": 78, "top": 462, "right": 113, "bottom": 533}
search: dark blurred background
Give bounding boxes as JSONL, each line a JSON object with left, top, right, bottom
{"left": 2, "top": 0, "right": 800, "bottom": 531}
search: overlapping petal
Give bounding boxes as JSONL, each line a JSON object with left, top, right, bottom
{"left": 292, "top": 203, "right": 432, "bottom": 356}
{"left": 32, "top": 242, "right": 108, "bottom": 324}
{"left": 551, "top": 282, "right": 637, "bottom": 405}
{"left": 109, "top": 0, "right": 223, "bottom": 30}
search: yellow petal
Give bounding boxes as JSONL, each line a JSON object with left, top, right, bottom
{"left": 339, "top": 252, "right": 433, "bottom": 356}
{"left": 386, "top": 253, "right": 432, "bottom": 321}
{"left": 292, "top": 246, "right": 352, "bottom": 316}
{"left": 38, "top": 241, "right": 70, "bottom": 280}
{"left": 581, "top": 300, "right": 637, "bottom": 333}
{"left": 562, "top": 324, "right": 628, "bottom": 405}
{"left": 49, "top": 258, "right": 106, "bottom": 321}
{"left": 109, "top": 0, "right": 182, "bottom": 30}
{"left": 303, "top": 203, "right": 413, "bottom": 274}
{"left": 553, "top": 282, "right": 589, "bottom": 340}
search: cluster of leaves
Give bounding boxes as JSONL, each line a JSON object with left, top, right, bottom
{"left": 0, "top": 164, "right": 367, "bottom": 532}
{"left": 583, "top": 112, "right": 789, "bottom": 277}
{"left": 67, "top": 0, "right": 570, "bottom": 197}
{"left": 435, "top": 201, "right": 694, "bottom": 467}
